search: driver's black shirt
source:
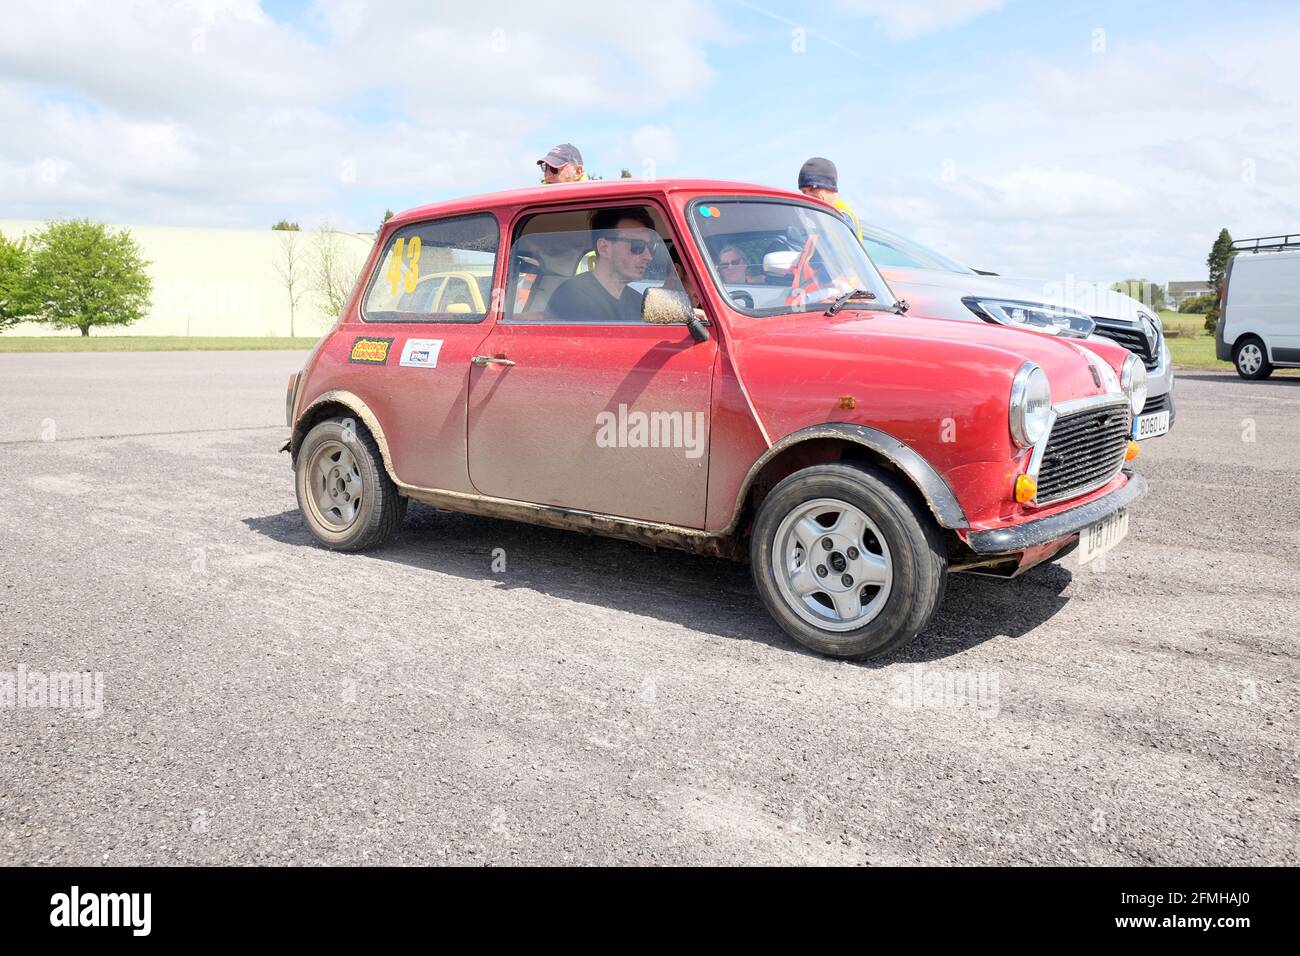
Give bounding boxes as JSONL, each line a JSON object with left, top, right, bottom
{"left": 546, "top": 271, "right": 644, "bottom": 324}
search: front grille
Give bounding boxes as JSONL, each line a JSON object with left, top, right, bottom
{"left": 1091, "top": 319, "right": 1159, "bottom": 371}
{"left": 1035, "top": 400, "right": 1131, "bottom": 504}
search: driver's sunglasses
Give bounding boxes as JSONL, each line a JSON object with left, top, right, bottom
{"left": 614, "top": 236, "right": 659, "bottom": 256}
{"left": 542, "top": 163, "right": 562, "bottom": 175}
{"left": 719, "top": 259, "right": 745, "bottom": 269}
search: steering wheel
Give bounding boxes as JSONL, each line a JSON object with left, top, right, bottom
{"left": 729, "top": 290, "right": 754, "bottom": 309}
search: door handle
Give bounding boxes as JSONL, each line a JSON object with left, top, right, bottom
{"left": 471, "top": 355, "right": 516, "bottom": 368}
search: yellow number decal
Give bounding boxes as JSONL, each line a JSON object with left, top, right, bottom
{"left": 386, "top": 237, "right": 405, "bottom": 297}
{"left": 404, "top": 236, "right": 421, "bottom": 293}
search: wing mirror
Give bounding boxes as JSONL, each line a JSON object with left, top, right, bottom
{"left": 643, "top": 288, "right": 709, "bottom": 342}
{"left": 762, "top": 250, "right": 799, "bottom": 274}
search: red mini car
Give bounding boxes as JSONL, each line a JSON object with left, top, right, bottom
{"left": 283, "top": 179, "right": 1148, "bottom": 659}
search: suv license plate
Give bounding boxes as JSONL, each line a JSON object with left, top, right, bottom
{"left": 1134, "top": 409, "right": 1170, "bottom": 440}
{"left": 1079, "top": 509, "right": 1129, "bottom": 565}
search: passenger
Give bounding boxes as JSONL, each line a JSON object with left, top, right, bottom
{"left": 797, "top": 156, "right": 862, "bottom": 241}
{"left": 716, "top": 244, "right": 753, "bottom": 285}
{"left": 546, "top": 208, "right": 658, "bottom": 323}
{"left": 537, "top": 143, "right": 588, "bottom": 184}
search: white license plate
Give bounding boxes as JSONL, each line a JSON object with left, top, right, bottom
{"left": 1133, "top": 409, "right": 1170, "bottom": 440}
{"left": 1079, "top": 509, "right": 1129, "bottom": 565}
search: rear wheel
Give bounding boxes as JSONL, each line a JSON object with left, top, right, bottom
{"left": 1234, "top": 337, "right": 1273, "bottom": 379}
{"left": 295, "top": 416, "right": 403, "bottom": 551}
{"left": 750, "top": 463, "right": 947, "bottom": 659}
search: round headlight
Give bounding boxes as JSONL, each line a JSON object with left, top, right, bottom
{"left": 1010, "top": 363, "right": 1052, "bottom": 448}
{"left": 1121, "top": 354, "right": 1147, "bottom": 416}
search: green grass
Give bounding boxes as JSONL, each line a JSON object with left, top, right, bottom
{"left": 0, "top": 336, "right": 319, "bottom": 352}
{"left": 1159, "top": 310, "right": 1225, "bottom": 371}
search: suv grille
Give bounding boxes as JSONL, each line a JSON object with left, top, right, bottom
{"left": 1091, "top": 319, "right": 1159, "bottom": 371}
{"left": 1036, "top": 400, "right": 1132, "bottom": 504}
{"left": 1141, "top": 391, "right": 1169, "bottom": 416}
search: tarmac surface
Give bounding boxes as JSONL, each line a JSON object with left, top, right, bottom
{"left": 1, "top": 351, "right": 1296, "bottom": 865}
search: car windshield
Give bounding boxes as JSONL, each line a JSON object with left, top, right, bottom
{"left": 859, "top": 224, "right": 975, "bottom": 275}
{"left": 693, "top": 199, "right": 898, "bottom": 316}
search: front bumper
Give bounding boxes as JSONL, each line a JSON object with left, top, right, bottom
{"left": 965, "top": 471, "right": 1146, "bottom": 555}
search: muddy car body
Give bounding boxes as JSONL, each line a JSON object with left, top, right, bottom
{"left": 284, "top": 179, "right": 1148, "bottom": 658}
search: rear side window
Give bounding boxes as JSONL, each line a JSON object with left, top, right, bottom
{"left": 362, "top": 213, "right": 499, "bottom": 323}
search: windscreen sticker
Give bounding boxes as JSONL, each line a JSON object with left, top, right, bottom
{"left": 399, "top": 338, "right": 444, "bottom": 369}
{"left": 349, "top": 336, "right": 393, "bottom": 364}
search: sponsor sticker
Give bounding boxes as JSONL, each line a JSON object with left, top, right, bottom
{"left": 400, "top": 338, "right": 444, "bottom": 369}
{"left": 349, "top": 336, "right": 393, "bottom": 365}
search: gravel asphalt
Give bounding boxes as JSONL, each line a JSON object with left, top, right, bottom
{"left": 1, "top": 351, "right": 1296, "bottom": 865}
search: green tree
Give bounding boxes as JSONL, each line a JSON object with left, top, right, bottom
{"left": 620, "top": 168, "right": 632, "bottom": 178}
{"left": 1204, "top": 227, "right": 1234, "bottom": 332}
{"left": 1178, "top": 293, "right": 1217, "bottom": 314}
{"left": 381, "top": 209, "right": 394, "bottom": 229}
{"left": 1111, "top": 278, "right": 1166, "bottom": 311}
{"left": 27, "top": 220, "right": 152, "bottom": 336}
{"left": 0, "top": 233, "right": 35, "bottom": 332}
{"left": 1207, "top": 228, "right": 1234, "bottom": 288}
{"left": 272, "top": 220, "right": 301, "bottom": 231}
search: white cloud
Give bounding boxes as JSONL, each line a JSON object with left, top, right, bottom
{"left": 0, "top": 0, "right": 723, "bottom": 228}
{"left": 835, "top": 0, "right": 1002, "bottom": 39}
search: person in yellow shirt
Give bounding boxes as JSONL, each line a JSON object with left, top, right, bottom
{"left": 797, "top": 156, "right": 861, "bottom": 241}
{"left": 537, "top": 143, "right": 589, "bottom": 184}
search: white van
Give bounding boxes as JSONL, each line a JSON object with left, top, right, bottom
{"left": 1215, "top": 236, "right": 1300, "bottom": 379}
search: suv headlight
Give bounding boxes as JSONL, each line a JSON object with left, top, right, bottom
{"left": 1010, "top": 363, "right": 1052, "bottom": 448}
{"left": 964, "top": 296, "right": 1096, "bottom": 339}
{"left": 1121, "top": 354, "right": 1147, "bottom": 416}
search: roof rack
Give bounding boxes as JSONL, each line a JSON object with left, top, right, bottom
{"left": 1231, "top": 234, "right": 1300, "bottom": 253}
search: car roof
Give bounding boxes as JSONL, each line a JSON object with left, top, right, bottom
{"left": 388, "top": 179, "right": 811, "bottom": 227}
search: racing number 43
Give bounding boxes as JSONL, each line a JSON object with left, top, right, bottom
{"left": 386, "top": 236, "right": 422, "bottom": 296}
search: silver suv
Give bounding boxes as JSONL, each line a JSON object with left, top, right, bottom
{"left": 859, "top": 223, "right": 1175, "bottom": 442}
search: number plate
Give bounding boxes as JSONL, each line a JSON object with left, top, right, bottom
{"left": 1079, "top": 509, "right": 1129, "bottom": 565}
{"left": 1133, "top": 409, "right": 1170, "bottom": 440}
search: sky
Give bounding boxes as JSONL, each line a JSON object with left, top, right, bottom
{"left": 2, "top": 0, "right": 1298, "bottom": 284}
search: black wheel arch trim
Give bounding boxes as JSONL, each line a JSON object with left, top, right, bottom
{"left": 965, "top": 471, "right": 1146, "bottom": 555}
{"left": 732, "top": 422, "right": 969, "bottom": 531}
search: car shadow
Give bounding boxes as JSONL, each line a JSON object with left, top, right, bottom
{"left": 243, "top": 503, "right": 1075, "bottom": 666}
{"left": 1175, "top": 370, "right": 1300, "bottom": 385}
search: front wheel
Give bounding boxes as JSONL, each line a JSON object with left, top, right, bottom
{"left": 1234, "top": 338, "right": 1273, "bottom": 380}
{"left": 750, "top": 463, "right": 947, "bottom": 659}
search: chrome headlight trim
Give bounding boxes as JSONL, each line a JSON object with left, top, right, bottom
{"left": 1121, "top": 354, "right": 1148, "bottom": 416}
{"left": 1010, "top": 362, "right": 1052, "bottom": 448}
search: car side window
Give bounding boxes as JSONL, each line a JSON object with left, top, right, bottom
{"left": 504, "top": 204, "right": 695, "bottom": 325}
{"left": 362, "top": 212, "right": 498, "bottom": 323}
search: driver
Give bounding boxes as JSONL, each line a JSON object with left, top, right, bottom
{"left": 545, "top": 207, "right": 658, "bottom": 323}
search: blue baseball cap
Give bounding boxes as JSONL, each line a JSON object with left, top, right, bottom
{"left": 537, "top": 143, "right": 583, "bottom": 169}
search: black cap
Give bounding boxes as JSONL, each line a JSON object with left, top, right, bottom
{"left": 537, "top": 143, "right": 583, "bottom": 168}
{"left": 798, "top": 156, "right": 838, "bottom": 191}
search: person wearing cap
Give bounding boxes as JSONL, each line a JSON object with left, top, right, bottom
{"left": 537, "top": 143, "right": 588, "bottom": 184}
{"left": 797, "top": 157, "right": 861, "bottom": 241}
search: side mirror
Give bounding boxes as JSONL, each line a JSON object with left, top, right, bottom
{"left": 642, "top": 288, "right": 709, "bottom": 343}
{"left": 762, "top": 250, "right": 798, "bottom": 274}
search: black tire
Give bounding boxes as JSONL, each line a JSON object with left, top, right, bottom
{"left": 1233, "top": 337, "right": 1273, "bottom": 380}
{"left": 750, "top": 463, "right": 947, "bottom": 660}
{"left": 295, "top": 416, "right": 403, "bottom": 551}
